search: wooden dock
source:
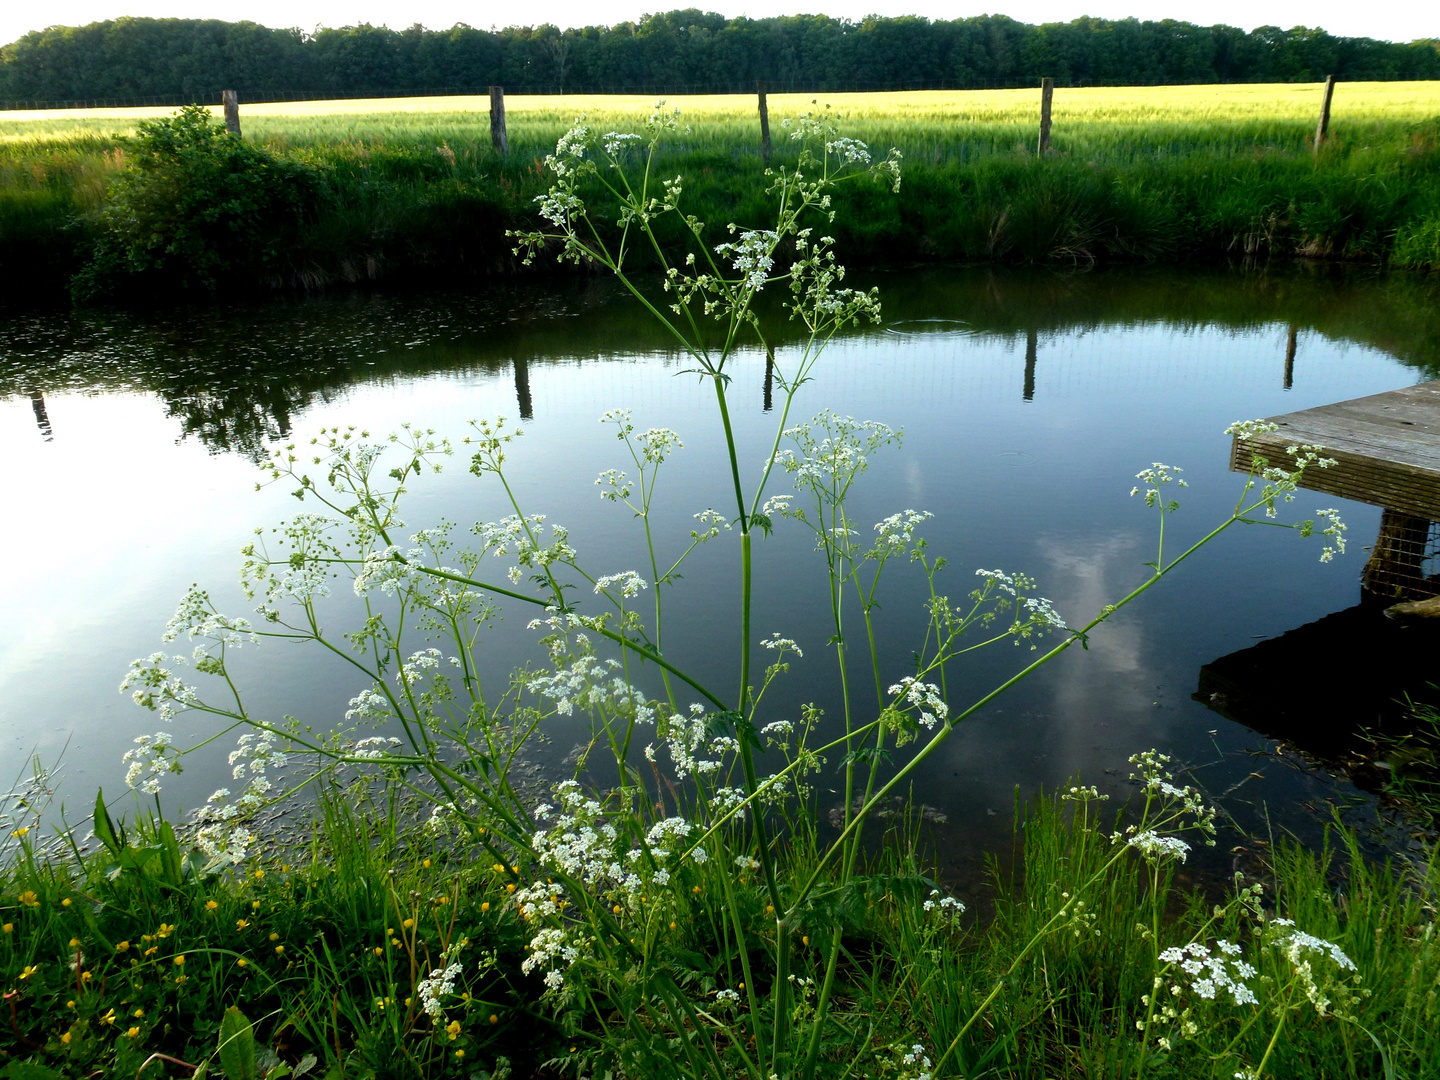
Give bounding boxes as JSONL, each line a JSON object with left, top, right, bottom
{"left": 1230, "top": 380, "right": 1440, "bottom": 599}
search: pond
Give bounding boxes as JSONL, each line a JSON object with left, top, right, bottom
{"left": 3, "top": 263, "right": 1438, "bottom": 888}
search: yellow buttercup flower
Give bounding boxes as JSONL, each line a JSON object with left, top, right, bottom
{"left": 1, "top": 924, "right": 11, "bottom": 934}
{"left": 61, "top": 898, "right": 73, "bottom": 908}
{"left": 480, "top": 902, "right": 490, "bottom": 913}
{"left": 19, "top": 965, "right": 37, "bottom": 979}
{"left": 11, "top": 827, "right": 28, "bottom": 838}
{"left": 61, "top": 1031, "right": 72, "bottom": 1045}
{"left": 274, "top": 945, "right": 285, "bottom": 955}
{"left": 268, "top": 932, "right": 279, "bottom": 942}
{"left": 236, "top": 920, "right": 249, "bottom": 931}
{"left": 205, "top": 900, "right": 219, "bottom": 911}
{"left": 126, "top": 1026, "right": 141, "bottom": 1038}
{"left": 68, "top": 937, "right": 80, "bottom": 947}
{"left": 372, "top": 947, "right": 383, "bottom": 957}
{"left": 488, "top": 1014, "right": 499, "bottom": 1025}
{"left": 173, "top": 954, "right": 185, "bottom": 966}
{"left": 422, "top": 859, "right": 432, "bottom": 868}
{"left": 446, "top": 1020, "right": 462, "bottom": 1040}
{"left": 18, "top": 891, "right": 38, "bottom": 907}
{"left": 116, "top": 941, "right": 130, "bottom": 952}
{"left": 402, "top": 918, "right": 415, "bottom": 929}
{"left": 99, "top": 1009, "right": 116, "bottom": 1025}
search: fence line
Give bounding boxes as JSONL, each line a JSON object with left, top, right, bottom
{"left": 0, "top": 73, "right": 1419, "bottom": 112}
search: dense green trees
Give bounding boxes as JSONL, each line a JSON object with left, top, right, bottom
{"left": 3, "top": 12, "right": 1438, "bottom": 103}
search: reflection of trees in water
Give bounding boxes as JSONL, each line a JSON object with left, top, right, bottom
{"left": 2, "top": 265, "right": 1438, "bottom": 459}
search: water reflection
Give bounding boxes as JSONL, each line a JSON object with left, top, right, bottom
{"left": 3, "top": 263, "right": 1440, "bottom": 866}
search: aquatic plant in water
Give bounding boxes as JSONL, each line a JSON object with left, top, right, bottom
{"left": 122, "top": 107, "right": 1361, "bottom": 1078}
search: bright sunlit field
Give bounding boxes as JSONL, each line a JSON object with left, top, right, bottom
{"left": 3, "top": 82, "right": 1437, "bottom": 162}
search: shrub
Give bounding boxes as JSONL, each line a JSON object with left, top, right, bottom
{"left": 72, "top": 105, "right": 328, "bottom": 299}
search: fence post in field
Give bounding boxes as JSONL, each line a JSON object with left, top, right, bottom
{"left": 1037, "top": 78, "right": 1054, "bottom": 155}
{"left": 489, "top": 86, "right": 508, "bottom": 154}
{"left": 222, "top": 90, "right": 240, "bottom": 136}
{"left": 1314, "top": 75, "right": 1336, "bottom": 152}
{"left": 758, "top": 80, "right": 771, "bottom": 162}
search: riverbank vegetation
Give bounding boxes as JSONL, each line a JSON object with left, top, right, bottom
{"left": 1, "top": 83, "right": 1438, "bottom": 301}
{"left": 2, "top": 778, "right": 1437, "bottom": 1078}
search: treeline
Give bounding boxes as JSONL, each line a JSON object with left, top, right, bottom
{"left": 3, "top": 12, "right": 1439, "bottom": 103}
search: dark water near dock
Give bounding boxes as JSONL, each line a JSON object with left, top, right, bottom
{"left": 3, "top": 264, "right": 1438, "bottom": 887}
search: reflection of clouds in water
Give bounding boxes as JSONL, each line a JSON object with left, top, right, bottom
{"left": 1039, "top": 530, "right": 1163, "bottom": 784}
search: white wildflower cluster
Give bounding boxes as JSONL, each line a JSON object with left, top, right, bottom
{"left": 162, "top": 584, "right": 258, "bottom": 647}
{"left": 871, "top": 510, "right": 932, "bottom": 558}
{"left": 660, "top": 703, "right": 724, "bottom": 778}
{"left": 691, "top": 507, "right": 730, "bottom": 543}
{"left": 1226, "top": 421, "right": 1345, "bottom": 563}
{"left": 122, "top": 732, "right": 181, "bottom": 795}
{"left": 887, "top": 676, "right": 949, "bottom": 729}
{"left": 635, "top": 426, "right": 684, "bottom": 465}
{"left": 120, "top": 653, "right": 199, "bottom": 722}
{"left": 1127, "top": 831, "right": 1192, "bottom": 865}
{"left": 345, "top": 686, "right": 391, "bottom": 722}
{"left": 525, "top": 637, "right": 654, "bottom": 726}
{"left": 1267, "top": 919, "right": 1360, "bottom": 1017}
{"left": 889, "top": 1042, "right": 934, "bottom": 1080}
{"left": 761, "top": 633, "right": 803, "bottom": 658}
{"left": 774, "top": 413, "right": 898, "bottom": 492}
{"left": 714, "top": 229, "right": 779, "bottom": 291}
{"left": 1157, "top": 940, "right": 1258, "bottom": 1007}
{"left": 761, "top": 494, "right": 794, "bottom": 518}
{"left": 1305, "top": 507, "right": 1348, "bottom": 563}
{"left": 595, "top": 469, "right": 632, "bottom": 501}
{"left": 352, "top": 545, "right": 420, "bottom": 596}
{"left": 824, "top": 136, "right": 871, "bottom": 164}
{"left": 1124, "top": 750, "right": 1217, "bottom": 837}
{"left": 594, "top": 571, "right": 648, "bottom": 600}
{"left": 714, "top": 988, "right": 741, "bottom": 1008}
{"left": 395, "top": 648, "right": 445, "bottom": 690}
{"left": 1130, "top": 463, "right": 1188, "bottom": 510}
{"left": 518, "top": 781, "right": 711, "bottom": 992}
{"left": 417, "top": 960, "right": 464, "bottom": 1018}
{"left": 922, "top": 889, "right": 966, "bottom": 924}
{"left": 350, "top": 736, "right": 402, "bottom": 760}
{"left": 475, "top": 514, "right": 576, "bottom": 585}
{"left": 191, "top": 730, "right": 288, "bottom": 866}
{"left": 972, "top": 568, "right": 1067, "bottom": 643}
{"left": 601, "top": 131, "right": 642, "bottom": 155}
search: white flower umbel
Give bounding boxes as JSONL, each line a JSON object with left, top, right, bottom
{"left": 122, "top": 732, "right": 181, "bottom": 795}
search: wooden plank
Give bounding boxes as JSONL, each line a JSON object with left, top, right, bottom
{"left": 1229, "top": 380, "right": 1440, "bottom": 520}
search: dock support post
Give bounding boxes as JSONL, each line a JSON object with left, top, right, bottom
{"left": 222, "top": 89, "right": 240, "bottom": 135}
{"left": 1038, "top": 78, "right": 1053, "bottom": 155}
{"left": 490, "top": 86, "right": 508, "bottom": 154}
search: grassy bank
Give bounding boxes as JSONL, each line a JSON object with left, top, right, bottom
{"left": 1, "top": 781, "right": 1436, "bottom": 1079}
{"left": 1, "top": 83, "right": 1438, "bottom": 300}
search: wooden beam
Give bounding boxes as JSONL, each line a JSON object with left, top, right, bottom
{"left": 1314, "top": 75, "right": 1336, "bottom": 152}
{"left": 1038, "top": 78, "right": 1054, "bottom": 155}
{"left": 758, "top": 80, "right": 771, "bottom": 162}
{"left": 489, "top": 86, "right": 507, "bottom": 154}
{"left": 1229, "top": 380, "right": 1440, "bottom": 521}
{"left": 222, "top": 89, "right": 240, "bottom": 136}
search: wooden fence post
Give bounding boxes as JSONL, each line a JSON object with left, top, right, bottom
{"left": 1037, "top": 78, "right": 1053, "bottom": 155}
{"left": 1314, "top": 75, "right": 1336, "bottom": 153}
{"left": 489, "top": 86, "right": 507, "bottom": 154}
{"left": 222, "top": 89, "right": 240, "bottom": 136}
{"left": 758, "top": 80, "right": 771, "bottom": 162}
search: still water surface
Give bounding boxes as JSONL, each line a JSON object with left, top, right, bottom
{"left": 3, "top": 265, "right": 1437, "bottom": 883}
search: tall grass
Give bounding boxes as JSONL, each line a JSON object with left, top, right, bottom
{"left": 3, "top": 779, "right": 1436, "bottom": 1078}
{"left": 1, "top": 84, "right": 1438, "bottom": 298}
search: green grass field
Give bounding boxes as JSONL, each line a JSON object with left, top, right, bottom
{"left": 2, "top": 83, "right": 1438, "bottom": 299}
{"left": 5, "top": 82, "right": 1439, "bottom": 157}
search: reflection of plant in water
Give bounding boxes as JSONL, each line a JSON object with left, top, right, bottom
{"left": 1361, "top": 697, "right": 1440, "bottom": 830}
{"left": 121, "top": 111, "right": 1361, "bottom": 1079}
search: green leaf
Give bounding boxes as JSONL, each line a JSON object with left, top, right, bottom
{"left": 93, "top": 789, "right": 122, "bottom": 856}
{"left": 218, "top": 1006, "right": 258, "bottom": 1080}
{"left": 3, "top": 1064, "right": 64, "bottom": 1080}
